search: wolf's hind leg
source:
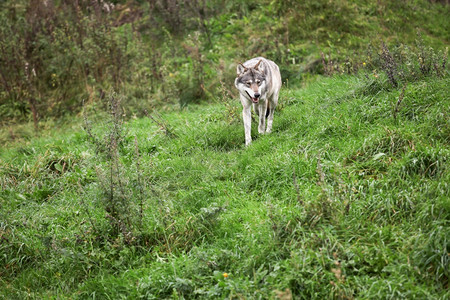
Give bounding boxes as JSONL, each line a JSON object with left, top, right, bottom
{"left": 266, "top": 93, "right": 278, "bottom": 133}
{"left": 258, "top": 102, "right": 267, "bottom": 134}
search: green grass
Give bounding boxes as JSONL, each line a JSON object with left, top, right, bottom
{"left": 1, "top": 73, "right": 449, "bottom": 299}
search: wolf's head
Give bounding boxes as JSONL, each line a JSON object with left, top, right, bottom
{"left": 235, "top": 60, "right": 266, "bottom": 104}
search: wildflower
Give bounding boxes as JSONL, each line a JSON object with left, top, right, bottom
{"left": 223, "top": 272, "right": 229, "bottom": 278}
{"left": 363, "top": 62, "right": 366, "bottom": 66}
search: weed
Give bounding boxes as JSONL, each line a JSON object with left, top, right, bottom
{"left": 321, "top": 50, "right": 363, "bottom": 77}
{"left": 83, "top": 92, "right": 140, "bottom": 242}
{"left": 379, "top": 42, "right": 399, "bottom": 87}
{"left": 292, "top": 168, "right": 303, "bottom": 206}
{"left": 144, "top": 109, "right": 178, "bottom": 138}
{"left": 393, "top": 83, "right": 407, "bottom": 121}
{"left": 134, "top": 136, "right": 144, "bottom": 227}
{"left": 218, "top": 79, "right": 240, "bottom": 125}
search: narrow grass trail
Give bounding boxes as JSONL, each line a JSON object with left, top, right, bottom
{"left": 1, "top": 75, "right": 448, "bottom": 298}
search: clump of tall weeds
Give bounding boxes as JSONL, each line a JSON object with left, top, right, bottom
{"left": 379, "top": 42, "right": 399, "bottom": 87}
{"left": 83, "top": 92, "right": 144, "bottom": 243}
{"left": 218, "top": 79, "right": 240, "bottom": 124}
{"left": 321, "top": 33, "right": 448, "bottom": 85}
{"left": 320, "top": 50, "right": 364, "bottom": 76}
{"left": 372, "top": 33, "right": 448, "bottom": 87}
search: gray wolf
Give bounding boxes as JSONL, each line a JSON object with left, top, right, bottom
{"left": 234, "top": 57, "right": 282, "bottom": 146}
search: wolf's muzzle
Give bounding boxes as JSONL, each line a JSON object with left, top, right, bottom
{"left": 245, "top": 90, "right": 259, "bottom": 103}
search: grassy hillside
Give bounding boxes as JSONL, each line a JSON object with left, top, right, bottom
{"left": 1, "top": 69, "right": 448, "bottom": 297}
{"left": 1, "top": 0, "right": 449, "bottom": 298}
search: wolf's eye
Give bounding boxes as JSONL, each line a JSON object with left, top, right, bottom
{"left": 246, "top": 82, "right": 251, "bottom": 86}
{"left": 256, "top": 80, "right": 261, "bottom": 85}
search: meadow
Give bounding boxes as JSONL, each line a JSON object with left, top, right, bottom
{"left": 1, "top": 69, "right": 449, "bottom": 298}
{"left": 1, "top": 0, "right": 449, "bottom": 299}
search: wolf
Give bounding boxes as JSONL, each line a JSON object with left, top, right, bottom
{"left": 234, "top": 57, "right": 282, "bottom": 146}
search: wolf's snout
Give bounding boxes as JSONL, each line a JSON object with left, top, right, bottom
{"left": 254, "top": 93, "right": 260, "bottom": 99}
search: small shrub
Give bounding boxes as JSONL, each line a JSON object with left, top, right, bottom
{"left": 82, "top": 92, "right": 144, "bottom": 242}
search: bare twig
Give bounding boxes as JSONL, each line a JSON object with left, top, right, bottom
{"left": 393, "top": 84, "right": 407, "bottom": 120}
{"left": 82, "top": 99, "right": 104, "bottom": 153}
{"left": 144, "top": 109, "right": 177, "bottom": 138}
{"left": 134, "top": 136, "right": 144, "bottom": 227}
{"left": 316, "top": 154, "right": 325, "bottom": 185}
{"left": 292, "top": 168, "right": 303, "bottom": 205}
{"left": 77, "top": 181, "right": 99, "bottom": 236}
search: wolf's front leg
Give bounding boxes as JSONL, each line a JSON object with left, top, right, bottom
{"left": 266, "top": 105, "right": 275, "bottom": 133}
{"left": 257, "top": 101, "right": 267, "bottom": 134}
{"left": 242, "top": 105, "right": 252, "bottom": 146}
{"left": 267, "top": 94, "right": 278, "bottom": 133}
{"left": 266, "top": 110, "right": 274, "bottom": 133}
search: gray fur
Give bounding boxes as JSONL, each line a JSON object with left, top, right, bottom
{"left": 234, "top": 57, "right": 282, "bottom": 145}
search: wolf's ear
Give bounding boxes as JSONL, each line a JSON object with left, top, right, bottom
{"left": 237, "top": 63, "right": 247, "bottom": 75}
{"left": 253, "top": 59, "right": 262, "bottom": 70}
